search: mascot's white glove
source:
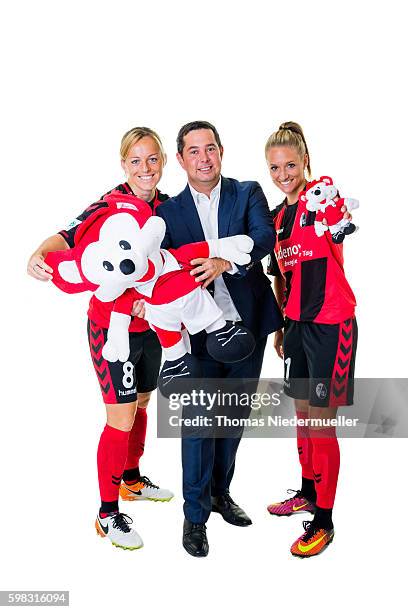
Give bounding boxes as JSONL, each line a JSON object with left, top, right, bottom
{"left": 343, "top": 198, "right": 359, "bottom": 212}
{"left": 102, "top": 312, "right": 131, "bottom": 362}
{"left": 207, "top": 236, "right": 254, "bottom": 265}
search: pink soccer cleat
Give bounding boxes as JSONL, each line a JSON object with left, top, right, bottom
{"left": 267, "top": 489, "right": 315, "bottom": 516}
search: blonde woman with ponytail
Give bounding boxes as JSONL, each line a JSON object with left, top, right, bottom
{"left": 265, "top": 122, "right": 358, "bottom": 558}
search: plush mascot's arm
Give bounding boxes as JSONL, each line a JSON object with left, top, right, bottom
{"left": 339, "top": 197, "right": 360, "bottom": 212}
{"left": 207, "top": 236, "right": 254, "bottom": 265}
{"left": 101, "top": 288, "right": 142, "bottom": 363}
{"left": 168, "top": 242, "right": 210, "bottom": 265}
{"left": 169, "top": 237, "right": 254, "bottom": 267}
{"left": 102, "top": 311, "right": 131, "bottom": 363}
{"left": 112, "top": 288, "right": 140, "bottom": 316}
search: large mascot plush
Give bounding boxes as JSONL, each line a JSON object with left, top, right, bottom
{"left": 45, "top": 193, "right": 255, "bottom": 393}
{"left": 299, "top": 176, "right": 359, "bottom": 243}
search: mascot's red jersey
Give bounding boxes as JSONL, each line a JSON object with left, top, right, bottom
{"left": 47, "top": 192, "right": 255, "bottom": 368}
{"left": 269, "top": 192, "right": 356, "bottom": 324}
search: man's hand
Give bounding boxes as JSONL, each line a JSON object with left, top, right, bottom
{"left": 131, "top": 299, "right": 146, "bottom": 318}
{"left": 274, "top": 329, "right": 284, "bottom": 359}
{"left": 322, "top": 205, "right": 351, "bottom": 226}
{"left": 190, "top": 257, "right": 232, "bottom": 289}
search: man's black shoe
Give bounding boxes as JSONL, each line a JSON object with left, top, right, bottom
{"left": 211, "top": 493, "right": 252, "bottom": 526}
{"left": 183, "top": 520, "right": 209, "bottom": 557}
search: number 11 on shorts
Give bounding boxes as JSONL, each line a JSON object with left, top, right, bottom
{"left": 284, "top": 357, "right": 291, "bottom": 382}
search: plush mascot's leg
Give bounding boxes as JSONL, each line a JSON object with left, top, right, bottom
{"left": 343, "top": 221, "right": 357, "bottom": 235}
{"left": 331, "top": 230, "right": 346, "bottom": 244}
{"left": 159, "top": 353, "right": 203, "bottom": 397}
{"left": 151, "top": 325, "right": 202, "bottom": 397}
{"left": 206, "top": 323, "right": 256, "bottom": 363}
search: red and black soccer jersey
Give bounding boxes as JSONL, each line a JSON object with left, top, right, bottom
{"left": 58, "top": 183, "right": 169, "bottom": 332}
{"left": 59, "top": 183, "right": 168, "bottom": 248}
{"left": 268, "top": 197, "right": 356, "bottom": 324}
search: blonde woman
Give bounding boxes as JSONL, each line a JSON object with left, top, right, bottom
{"left": 27, "top": 127, "right": 174, "bottom": 550}
{"left": 265, "top": 122, "right": 357, "bottom": 557}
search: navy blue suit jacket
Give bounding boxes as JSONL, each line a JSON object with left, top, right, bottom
{"left": 156, "top": 176, "right": 283, "bottom": 340}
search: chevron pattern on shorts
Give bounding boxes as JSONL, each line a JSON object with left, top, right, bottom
{"left": 88, "top": 320, "right": 115, "bottom": 401}
{"left": 329, "top": 319, "right": 353, "bottom": 406}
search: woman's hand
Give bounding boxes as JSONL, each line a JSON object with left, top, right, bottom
{"left": 27, "top": 253, "right": 53, "bottom": 281}
{"left": 131, "top": 299, "right": 146, "bottom": 318}
{"left": 27, "top": 234, "right": 68, "bottom": 281}
{"left": 274, "top": 329, "right": 284, "bottom": 359}
{"left": 190, "top": 257, "right": 232, "bottom": 289}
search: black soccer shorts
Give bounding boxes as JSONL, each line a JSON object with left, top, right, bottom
{"left": 87, "top": 319, "right": 162, "bottom": 404}
{"left": 282, "top": 317, "right": 358, "bottom": 407}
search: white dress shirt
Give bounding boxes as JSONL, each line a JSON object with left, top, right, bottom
{"left": 188, "top": 180, "right": 241, "bottom": 322}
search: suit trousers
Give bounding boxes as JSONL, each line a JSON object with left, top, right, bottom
{"left": 182, "top": 334, "right": 267, "bottom": 524}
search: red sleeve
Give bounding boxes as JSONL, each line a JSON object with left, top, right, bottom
{"left": 168, "top": 242, "right": 210, "bottom": 266}
{"left": 112, "top": 288, "right": 143, "bottom": 316}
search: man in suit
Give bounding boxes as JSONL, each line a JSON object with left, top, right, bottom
{"left": 156, "top": 121, "right": 283, "bottom": 557}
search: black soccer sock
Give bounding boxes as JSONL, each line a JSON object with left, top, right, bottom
{"left": 122, "top": 467, "right": 141, "bottom": 484}
{"left": 313, "top": 506, "right": 333, "bottom": 530}
{"left": 300, "top": 477, "right": 316, "bottom": 503}
{"left": 99, "top": 500, "right": 119, "bottom": 517}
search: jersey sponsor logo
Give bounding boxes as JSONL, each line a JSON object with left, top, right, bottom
{"left": 116, "top": 202, "right": 139, "bottom": 211}
{"left": 65, "top": 218, "right": 81, "bottom": 230}
{"left": 315, "top": 383, "right": 327, "bottom": 399}
{"left": 276, "top": 243, "right": 302, "bottom": 261}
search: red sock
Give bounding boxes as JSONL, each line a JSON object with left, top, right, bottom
{"left": 97, "top": 424, "right": 130, "bottom": 503}
{"left": 296, "top": 410, "right": 314, "bottom": 480}
{"left": 124, "top": 408, "right": 148, "bottom": 475}
{"left": 310, "top": 428, "right": 340, "bottom": 508}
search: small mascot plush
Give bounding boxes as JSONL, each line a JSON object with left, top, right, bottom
{"left": 45, "top": 193, "right": 255, "bottom": 394}
{"left": 299, "top": 176, "right": 359, "bottom": 243}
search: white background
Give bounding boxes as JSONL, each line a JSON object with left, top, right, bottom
{"left": 1, "top": 1, "right": 407, "bottom": 610}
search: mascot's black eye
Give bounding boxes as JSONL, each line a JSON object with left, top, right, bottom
{"left": 103, "top": 261, "right": 114, "bottom": 271}
{"left": 119, "top": 240, "right": 131, "bottom": 250}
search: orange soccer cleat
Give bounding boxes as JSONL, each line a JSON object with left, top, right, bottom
{"left": 119, "top": 475, "right": 174, "bottom": 502}
{"left": 290, "top": 520, "right": 334, "bottom": 558}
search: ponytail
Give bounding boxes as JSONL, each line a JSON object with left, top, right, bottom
{"left": 265, "top": 121, "right": 311, "bottom": 177}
